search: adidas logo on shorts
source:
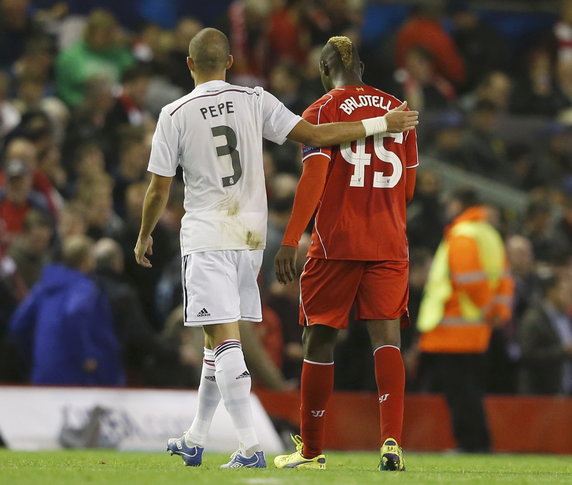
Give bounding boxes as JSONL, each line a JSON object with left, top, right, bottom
{"left": 236, "top": 370, "right": 250, "bottom": 380}
{"left": 197, "top": 308, "right": 211, "bottom": 317}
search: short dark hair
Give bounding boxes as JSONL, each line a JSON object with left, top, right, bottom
{"left": 23, "top": 210, "right": 53, "bottom": 233}
{"left": 121, "top": 63, "right": 153, "bottom": 84}
{"left": 450, "top": 187, "right": 480, "bottom": 209}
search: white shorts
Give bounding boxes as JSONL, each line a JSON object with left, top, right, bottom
{"left": 182, "top": 250, "right": 263, "bottom": 326}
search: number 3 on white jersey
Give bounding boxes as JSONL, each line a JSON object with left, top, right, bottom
{"left": 341, "top": 132, "right": 403, "bottom": 188}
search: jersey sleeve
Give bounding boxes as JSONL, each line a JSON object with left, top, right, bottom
{"left": 260, "top": 89, "right": 302, "bottom": 145}
{"left": 301, "top": 94, "right": 335, "bottom": 162}
{"left": 404, "top": 128, "right": 419, "bottom": 168}
{"left": 147, "top": 107, "right": 180, "bottom": 177}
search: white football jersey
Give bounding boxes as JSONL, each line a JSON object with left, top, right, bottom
{"left": 148, "top": 80, "right": 302, "bottom": 255}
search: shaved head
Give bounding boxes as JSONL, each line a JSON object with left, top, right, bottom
{"left": 188, "top": 28, "right": 230, "bottom": 74}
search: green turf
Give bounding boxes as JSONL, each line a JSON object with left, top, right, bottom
{"left": 1, "top": 449, "right": 571, "bottom": 485}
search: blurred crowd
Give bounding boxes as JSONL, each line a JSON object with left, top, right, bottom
{"left": 0, "top": 0, "right": 572, "bottom": 396}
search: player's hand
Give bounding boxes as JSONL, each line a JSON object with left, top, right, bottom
{"left": 385, "top": 101, "right": 419, "bottom": 133}
{"left": 134, "top": 234, "right": 154, "bottom": 268}
{"left": 275, "top": 245, "right": 298, "bottom": 284}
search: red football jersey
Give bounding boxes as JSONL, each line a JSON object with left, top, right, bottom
{"left": 302, "top": 85, "right": 418, "bottom": 261}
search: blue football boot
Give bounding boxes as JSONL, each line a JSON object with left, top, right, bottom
{"left": 166, "top": 435, "right": 204, "bottom": 466}
{"left": 220, "top": 450, "right": 267, "bottom": 469}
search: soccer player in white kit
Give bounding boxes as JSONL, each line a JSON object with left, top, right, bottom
{"left": 134, "top": 28, "right": 418, "bottom": 469}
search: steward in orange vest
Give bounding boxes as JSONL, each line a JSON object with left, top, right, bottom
{"left": 416, "top": 188, "right": 514, "bottom": 453}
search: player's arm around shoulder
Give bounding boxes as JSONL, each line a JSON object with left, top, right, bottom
{"left": 286, "top": 101, "right": 419, "bottom": 147}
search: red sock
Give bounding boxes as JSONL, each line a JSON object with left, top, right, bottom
{"left": 300, "top": 360, "right": 334, "bottom": 458}
{"left": 374, "top": 345, "right": 405, "bottom": 445}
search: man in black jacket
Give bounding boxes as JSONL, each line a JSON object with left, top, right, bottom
{"left": 518, "top": 269, "right": 572, "bottom": 395}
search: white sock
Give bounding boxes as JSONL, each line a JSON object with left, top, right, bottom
{"left": 185, "top": 348, "right": 221, "bottom": 447}
{"left": 214, "top": 339, "right": 260, "bottom": 455}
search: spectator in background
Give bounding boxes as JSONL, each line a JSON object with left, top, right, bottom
{"left": 306, "top": 0, "right": 360, "bottom": 47}
{"left": 264, "top": 234, "right": 310, "bottom": 382}
{"left": 518, "top": 269, "right": 572, "bottom": 395}
{"left": 119, "top": 181, "right": 173, "bottom": 330}
{"left": 64, "top": 142, "right": 106, "bottom": 198}
{"left": 93, "top": 238, "right": 176, "bottom": 385}
{"left": 395, "top": 4, "right": 466, "bottom": 88}
{"left": 0, "top": 0, "right": 44, "bottom": 70}
{"left": 152, "top": 305, "right": 202, "bottom": 388}
{"left": 268, "top": 61, "right": 306, "bottom": 115}
{"left": 11, "top": 35, "right": 56, "bottom": 84}
{"left": 506, "top": 144, "right": 545, "bottom": 191}
{"left": 401, "top": 247, "right": 432, "bottom": 391}
{"left": 12, "top": 111, "right": 66, "bottom": 203}
{"left": 0, "top": 220, "right": 27, "bottom": 382}
{"left": 556, "top": 198, "right": 572, "bottom": 248}
{"left": 460, "top": 71, "right": 513, "bottom": 114}
{"left": 105, "top": 64, "right": 153, "bottom": 135}
{"left": 37, "top": 142, "right": 66, "bottom": 200}
{"left": 56, "top": 202, "right": 87, "bottom": 240}
{"left": 132, "top": 22, "right": 164, "bottom": 65}
{"left": 553, "top": 0, "right": 572, "bottom": 64}
{"left": 425, "top": 112, "right": 469, "bottom": 168}
{"left": 267, "top": 0, "right": 309, "bottom": 69}
{"left": 499, "top": 234, "right": 543, "bottom": 391}
{"left": 462, "top": 100, "right": 513, "bottom": 183}
{"left": 163, "top": 17, "right": 203, "bottom": 92}
{"left": 449, "top": 2, "right": 506, "bottom": 93}
{"left": 540, "top": 123, "right": 572, "bottom": 189}
{"left": 506, "top": 234, "right": 544, "bottom": 326}
{"left": 8, "top": 234, "right": 125, "bottom": 386}
{"left": 224, "top": 0, "right": 274, "bottom": 87}
{"left": 7, "top": 209, "right": 53, "bottom": 289}
{"left": 394, "top": 45, "right": 455, "bottom": 112}
{"left": 263, "top": 173, "right": 297, "bottom": 291}
{"left": 77, "top": 174, "right": 123, "bottom": 241}
{"left": 299, "top": 46, "right": 328, "bottom": 108}
{"left": 56, "top": 9, "right": 133, "bottom": 107}
{"left": 521, "top": 199, "right": 568, "bottom": 264}
{"left": 0, "top": 72, "right": 21, "bottom": 139}
{"left": 12, "top": 73, "right": 69, "bottom": 143}
{"left": 112, "top": 127, "right": 150, "bottom": 217}
{"left": 511, "top": 48, "right": 567, "bottom": 117}
{"left": 555, "top": 56, "right": 572, "bottom": 119}
{"left": 407, "top": 170, "right": 445, "bottom": 252}
{"left": 0, "top": 158, "right": 50, "bottom": 239}
{"left": 62, "top": 76, "right": 115, "bottom": 166}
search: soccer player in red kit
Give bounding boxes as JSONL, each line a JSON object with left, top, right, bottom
{"left": 273, "top": 36, "right": 418, "bottom": 471}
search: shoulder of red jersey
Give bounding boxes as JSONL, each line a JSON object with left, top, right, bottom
{"left": 366, "top": 86, "right": 403, "bottom": 106}
{"left": 302, "top": 91, "right": 337, "bottom": 123}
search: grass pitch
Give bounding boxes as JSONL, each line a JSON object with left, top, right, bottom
{"left": 1, "top": 449, "right": 571, "bottom": 485}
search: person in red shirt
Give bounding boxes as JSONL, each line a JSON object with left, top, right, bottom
{"left": 274, "top": 36, "right": 418, "bottom": 472}
{"left": 0, "top": 159, "right": 50, "bottom": 240}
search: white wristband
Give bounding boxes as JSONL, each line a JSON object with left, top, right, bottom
{"left": 361, "top": 116, "right": 388, "bottom": 137}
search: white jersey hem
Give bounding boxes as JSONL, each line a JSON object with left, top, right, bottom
{"left": 184, "top": 315, "right": 263, "bottom": 326}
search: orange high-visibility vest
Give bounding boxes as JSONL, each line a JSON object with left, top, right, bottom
{"left": 417, "top": 206, "right": 514, "bottom": 354}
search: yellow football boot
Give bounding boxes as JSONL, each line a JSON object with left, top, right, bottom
{"left": 274, "top": 434, "right": 326, "bottom": 470}
{"left": 379, "top": 437, "right": 406, "bottom": 471}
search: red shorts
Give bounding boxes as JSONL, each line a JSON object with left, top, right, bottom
{"left": 299, "top": 258, "right": 409, "bottom": 329}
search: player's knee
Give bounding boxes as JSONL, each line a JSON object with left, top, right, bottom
{"left": 303, "top": 325, "right": 337, "bottom": 362}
